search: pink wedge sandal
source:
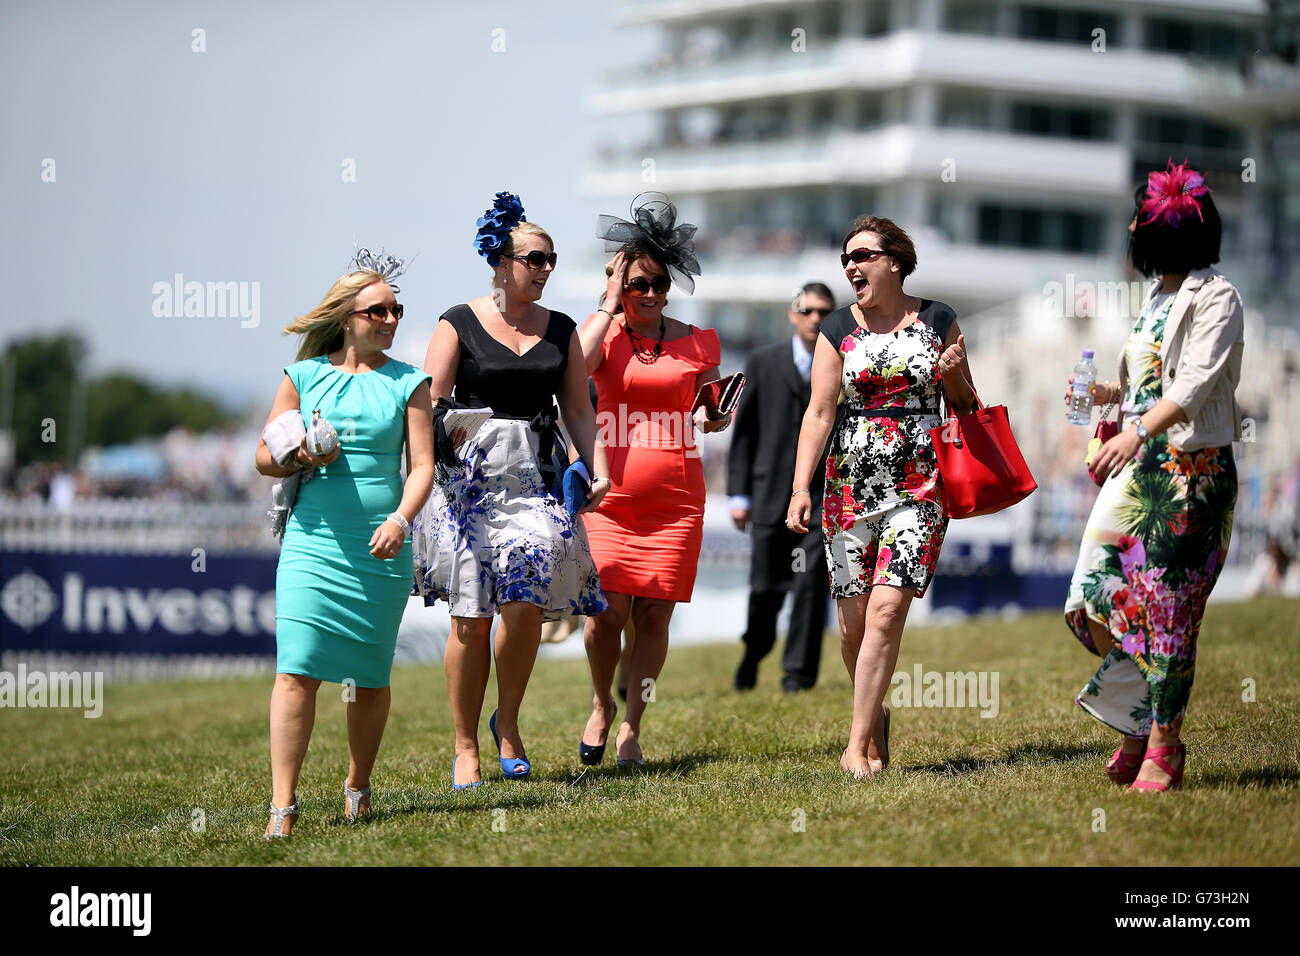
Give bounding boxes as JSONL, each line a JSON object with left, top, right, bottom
{"left": 1128, "top": 742, "right": 1185, "bottom": 792}
{"left": 1106, "top": 739, "right": 1146, "bottom": 784}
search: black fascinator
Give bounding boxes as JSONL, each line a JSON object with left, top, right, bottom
{"left": 597, "top": 191, "right": 701, "bottom": 294}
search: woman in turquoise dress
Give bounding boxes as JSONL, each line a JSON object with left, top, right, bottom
{"left": 255, "top": 257, "right": 434, "bottom": 836}
{"left": 1065, "top": 163, "right": 1244, "bottom": 793}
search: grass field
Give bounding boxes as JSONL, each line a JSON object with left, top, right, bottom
{"left": 3, "top": 597, "right": 1298, "bottom": 866}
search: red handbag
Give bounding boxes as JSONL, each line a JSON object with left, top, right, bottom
{"left": 1086, "top": 400, "right": 1120, "bottom": 487}
{"left": 929, "top": 385, "right": 1038, "bottom": 520}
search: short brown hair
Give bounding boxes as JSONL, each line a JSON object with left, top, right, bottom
{"left": 841, "top": 215, "right": 917, "bottom": 281}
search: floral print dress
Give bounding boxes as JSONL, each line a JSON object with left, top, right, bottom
{"left": 1064, "top": 292, "right": 1237, "bottom": 736}
{"left": 411, "top": 306, "right": 607, "bottom": 622}
{"left": 817, "top": 302, "right": 954, "bottom": 599}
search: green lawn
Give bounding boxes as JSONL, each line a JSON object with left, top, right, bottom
{"left": 3, "top": 597, "right": 1298, "bottom": 866}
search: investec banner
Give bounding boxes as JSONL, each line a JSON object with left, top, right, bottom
{"left": 0, "top": 551, "right": 278, "bottom": 655}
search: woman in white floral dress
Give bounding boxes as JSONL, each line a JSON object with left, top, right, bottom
{"left": 412, "top": 193, "right": 608, "bottom": 790}
{"left": 788, "top": 216, "right": 976, "bottom": 778}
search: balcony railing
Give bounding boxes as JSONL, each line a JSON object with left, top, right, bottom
{"left": 592, "top": 31, "right": 1284, "bottom": 111}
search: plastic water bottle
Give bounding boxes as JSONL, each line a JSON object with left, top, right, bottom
{"left": 1068, "top": 350, "right": 1096, "bottom": 425}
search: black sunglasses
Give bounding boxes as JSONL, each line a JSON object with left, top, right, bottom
{"left": 796, "top": 307, "right": 832, "bottom": 317}
{"left": 351, "top": 303, "right": 403, "bottom": 321}
{"left": 840, "top": 247, "right": 890, "bottom": 269}
{"left": 505, "top": 251, "right": 558, "bottom": 270}
{"left": 625, "top": 275, "right": 671, "bottom": 295}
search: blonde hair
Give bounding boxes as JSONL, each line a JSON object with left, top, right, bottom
{"left": 489, "top": 222, "right": 554, "bottom": 294}
{"left": 497, "top": 221, "right": 553, "bottom": 265}
{"left": 283, "top": 270, "right": 386, "bottom": 361}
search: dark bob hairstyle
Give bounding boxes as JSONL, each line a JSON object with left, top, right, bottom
{"left": 1128, "top": 181, "right": 1222, "bottom": 278}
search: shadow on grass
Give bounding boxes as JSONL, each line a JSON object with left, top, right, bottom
{"left": 1192, "top": 765, "right": 1300, "bottom": 789}
{"left": 359, "top": 750, "right": 736, "bottom": 822}
{"left": 565, "top": 749, "right": 731, "bottom": 782}
{"left": 901, "top": 740, "right": 1107, "bottom": 777}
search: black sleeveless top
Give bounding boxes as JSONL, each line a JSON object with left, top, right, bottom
{"left": 440, "top": 304, "right": 575, "bottom": 419}
{"left": 817, "top": 299, "right": 956, "bottom": 353}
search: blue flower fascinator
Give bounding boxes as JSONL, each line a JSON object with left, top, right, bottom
{"left": 474, "top": 191, "right": 527, "bottom": 266}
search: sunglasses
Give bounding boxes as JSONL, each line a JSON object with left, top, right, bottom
{"left": 796, "top": 307, "right": 832, "bottom": 317}
{"left": 625, "top": 275, "right": 672, "bottom": 295}
{"left": 839, "top": 248, "right": 890, "bottom": 269}
{"left": 505, "top": 251, "right": 558, "bottom": 270}
{"left": 351, "top": 303, "right": 404, "bottom": 321}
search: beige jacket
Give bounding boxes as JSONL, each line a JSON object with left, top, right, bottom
{"left": 1117, "top": 267, "right": 1244, "bottom": 451}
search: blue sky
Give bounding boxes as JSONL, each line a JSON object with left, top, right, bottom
{"left": 0, "top": 0, "right": 652, "bottom": 412}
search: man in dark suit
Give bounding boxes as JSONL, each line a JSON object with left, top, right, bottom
{"left": 727, "top": 283, "right": 834, "bottom": 692}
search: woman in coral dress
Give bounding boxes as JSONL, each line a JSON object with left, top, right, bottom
{"left": 575, "top": 193, "right": 729, "bottom": 767}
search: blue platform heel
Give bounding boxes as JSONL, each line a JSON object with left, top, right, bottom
{"left": 489, "top": 710, "right": 531, "bottom": 779}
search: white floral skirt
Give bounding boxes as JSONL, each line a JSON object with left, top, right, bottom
{"left": 411, "top": 418, "right": 607, "bottom": 622}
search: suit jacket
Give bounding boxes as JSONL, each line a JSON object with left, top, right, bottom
{"left": 1116, "top": 267, "right": 1244, "bottom": 450}
{"left": 727, "top": 340, "right": 828, "bottom": 526}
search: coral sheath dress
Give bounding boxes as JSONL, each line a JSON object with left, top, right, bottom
{"left": 583, "top": 320, "right": 721, "bottom": 602}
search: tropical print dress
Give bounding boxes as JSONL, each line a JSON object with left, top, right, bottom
{"left": 1064, "top": 291, "right": 1237, "bottom": 736}
{"left": 817, "top": 302, "right": 953, "bottom": 599}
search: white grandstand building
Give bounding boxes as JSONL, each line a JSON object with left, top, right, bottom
{"left": 576, "top": 0, "right": 1300, "bottom": 340}
{"left": 575, "top": 0, "right": 1300, "bottom": 575}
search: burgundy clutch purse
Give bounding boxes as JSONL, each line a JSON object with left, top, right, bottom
{"left": 693, "top": 373, "right": 746, "bottom": 419}
{"left": 1086, "top": 400, "right": 1120, "bottom": 487}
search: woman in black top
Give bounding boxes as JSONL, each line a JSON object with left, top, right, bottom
{"left": 413, "top": 194, "right": 609, "bottom": 788}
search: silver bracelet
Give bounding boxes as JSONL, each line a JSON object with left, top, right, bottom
{"left": 386, "top": 512, "right": 411, "bottom": 535}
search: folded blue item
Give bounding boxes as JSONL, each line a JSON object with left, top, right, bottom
{"left": 562, "top": 460, "right": 592, "bottom": 517}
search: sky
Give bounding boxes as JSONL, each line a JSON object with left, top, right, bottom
{"left": 0, "top": 0, "right": 654, "bottom": 414}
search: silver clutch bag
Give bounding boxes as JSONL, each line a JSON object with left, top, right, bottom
{"left": 306, "top": 409, "right": 339, "bottom": 456}
{"left": 268, "top": 468, "right": 314, "bottom": 540}
{"left": 262, "top": 409, "right": 314, "bottom": 540}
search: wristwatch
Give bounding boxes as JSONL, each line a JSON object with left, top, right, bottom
{"left": 1134, "top": 420, "right": 1149, "bottom": 442}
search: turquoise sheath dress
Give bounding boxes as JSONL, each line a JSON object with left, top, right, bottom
{"left": 275, "top": 354, "right": 431, "bottom": 687}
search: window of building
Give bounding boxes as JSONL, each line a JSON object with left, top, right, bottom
{"left": 1145, "top": 17, "right": 1253, "bottom": 60}
{"left": 810, "top": 94, "right": 836, "bottom": 133}
{"left": 855, "top": 95, "right": 885, "bottom": 130}
{"left": 1009, "top": 101, "right": 1112, "bottom": 140}
{"left": 817, "top": 1, "right": 843, "bottom": 39}
{"left": 1016, "top": 5, "right": 1118, "bottom": 45}
{"left": 1137, "top": 112, "right": 1248, "bottom": 153}
{"left": 863, "top": 0, "right": 889, "bottom": 37}
{"left": 946, "top": 1, "right": 1000, "bottom": 36}
{"left": 977, "top": 203, "right": 1105, "bottom": 252}
{"left": 930, "top": 196, "right": 963, "bottom": 242}
{"left": 940, "top": 89, "right": 993, "bottom": 129}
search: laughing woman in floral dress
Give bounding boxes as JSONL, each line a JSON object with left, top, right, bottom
{"left": 788, "top": 216, "right": 975, "bottom": 778}
{"left": 1065, "top": 161, "right": 1244, "bottom": 793}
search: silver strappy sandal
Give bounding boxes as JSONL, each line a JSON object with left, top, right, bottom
{"left": 265, "top": 797, "right": 298, "bottom": 839}
{"left": 343, "top": 781, "right": 371, "bottom": 822}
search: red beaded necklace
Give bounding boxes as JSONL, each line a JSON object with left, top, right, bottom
{"left": 625, "top": 317, "right": 666, "bottom": 365}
